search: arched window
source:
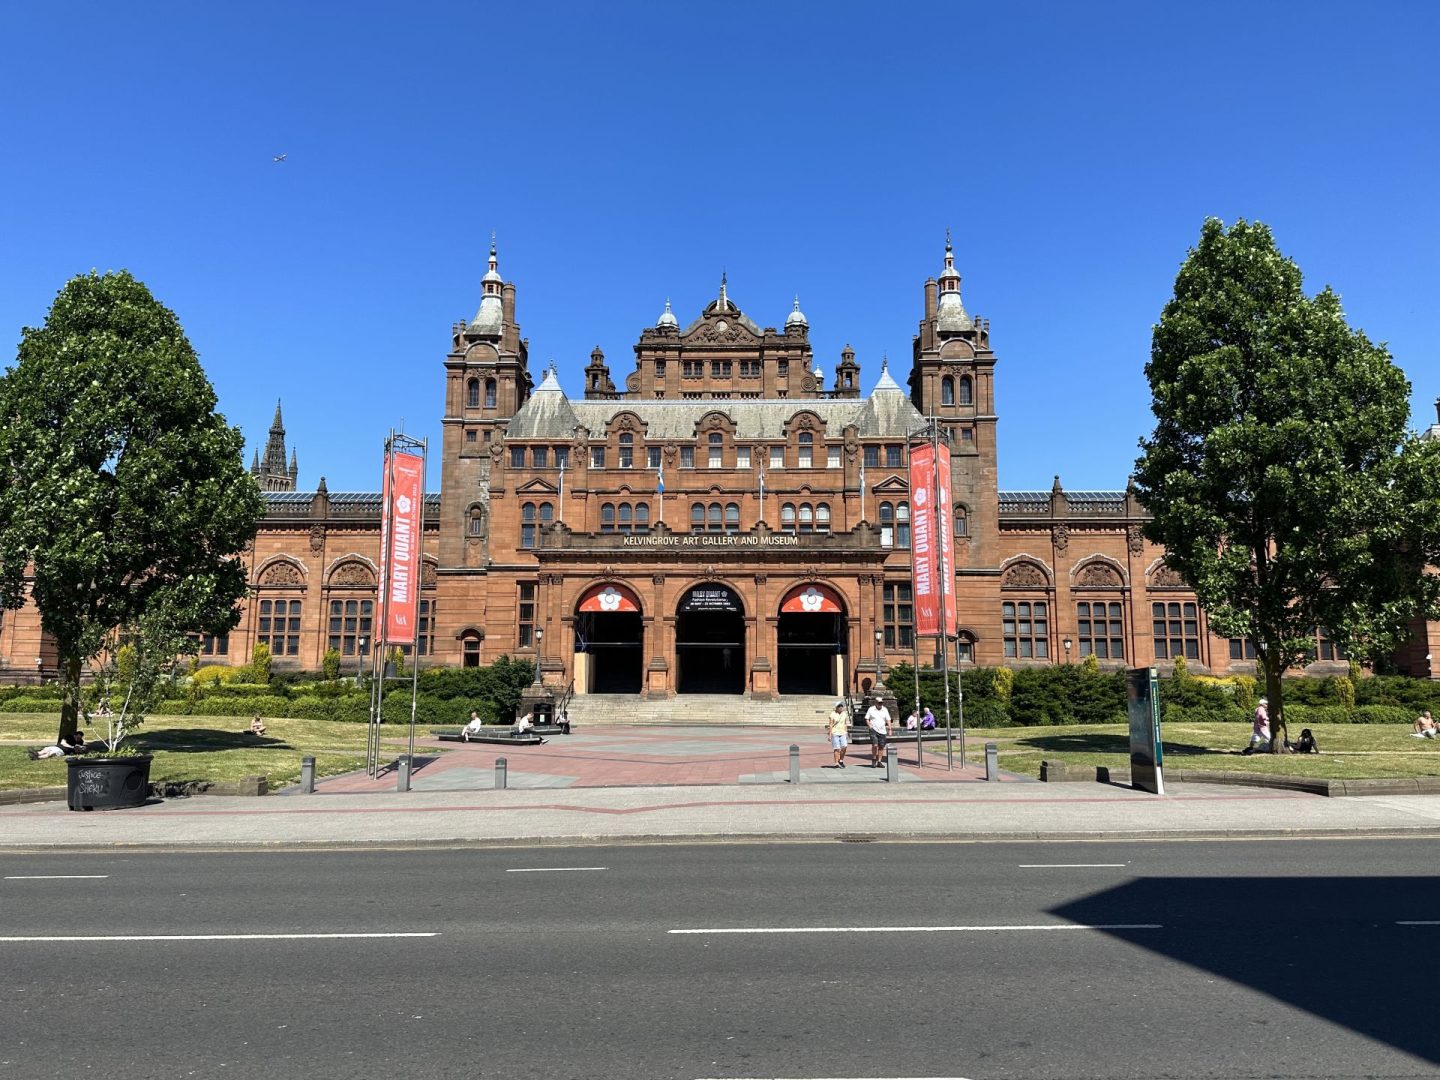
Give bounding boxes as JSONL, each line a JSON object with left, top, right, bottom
{"left": 618, "top": 433, "right": 634, "bottom": 469}
{"left": 468, "top": 507, "right": 484, "bottom": 537}
{"left": 879, "top": 501, "right": 894, "bottom": 526}
{"left": 725, "top": 502, "right": 740, "bottom": 533}
{"left": 521, "top": 502, "right": 537, "bottom": 548}
{"left": 636, "top": 503, "right": 650, "bottom": 532}
{"left": 954, "top": 505, "right": 968, "bottom": 537}
{"left": 896, "top": 501, "right": 911, "bottom": 548}
{"left": 708, "top": 502, "right": 723, "bottom": 532}
{"left": 941, "top": 376, "right": 955, "bottom": 406}
{"left": 601, "top": 503, "right": 616, "bottom": 533}
{"left": 467, "top": 378, "right": 480, "bottom": 409}
{"left": 815, "top": 502, "right": 831, "bottom": 532}
{"left": 781, "top": 503, "right": 796, "bottom": 532}
{"left": 958, "top": 376, "right": 973, "bottom": 406}
{"left": 484, "top": 379, "right": 497, "bottom": 408}
{"left": 691, "top": 502, "right": 705, "bottom": 529}
{"left": 539, "top": 502, "right": 553, "bottom": 525}
{"left": 798, "top": 503, "right": 814, "bottom": 534}
{"left": 618, "top": 503, "right": 633, "bottom": 533}
{"left": 708, "top": 432, "right": 723, "bottom": 469}
{"left": 797, "top": 431, "right": 813, "bottom": 468}
{"left": 462, "top": 632, "right": 482, "bottom": 668}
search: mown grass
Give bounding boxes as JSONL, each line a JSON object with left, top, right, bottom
{"left": 976, "top": 722, "right": 1440, "bottom": 780}
{"left": 0, "top": 712, "right": 406, "bottom": 791}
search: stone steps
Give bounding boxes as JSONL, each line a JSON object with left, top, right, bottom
{"left": 565, "top": 693, "right": 837, "bottom": 727}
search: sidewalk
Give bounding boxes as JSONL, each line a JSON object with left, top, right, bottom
{"left": 5, "top": 725, "right": 1440, "bottom": 851}
{"left": 6, "top": 780, "right": 1440, "bottom": 850}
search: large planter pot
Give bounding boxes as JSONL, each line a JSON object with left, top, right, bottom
{"left": 66, "top": 755, "right": 154, "bottom": 811}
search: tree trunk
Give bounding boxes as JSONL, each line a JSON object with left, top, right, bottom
{"left": 57, "top": 653, "right": 82, "bottom": 742}
{"left": 1264, "top": 654, "right": 1290, "bottom": 753}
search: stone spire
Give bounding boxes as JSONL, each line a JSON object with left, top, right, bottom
{"left": 252, "top": 399, "right": 298, "bottom": 492}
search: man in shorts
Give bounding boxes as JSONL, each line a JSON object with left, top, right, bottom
{"left": 864, "top": 696, "right": 892, "bottom": 768}
{"left": 827, "top": 701, "right": 850, "bottom": 768}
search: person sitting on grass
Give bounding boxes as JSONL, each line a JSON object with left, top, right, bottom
{"left": 30, "top": 731, "right": 84, "bottom": 760}
{"left": 249, "top": 715, "right": 267, "bottom": 737}
{"left": 1411, "top": 710, "right": 1436, "bottom": 739}
{"left": 1290, "top": 728, "right": 1319, "bottom": 754}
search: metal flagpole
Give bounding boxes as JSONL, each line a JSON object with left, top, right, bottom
{"left": 859, "top": 461, "right": 866, "bottom": 523}
{"left": 369, "top": 432, "right": 397, "bottom": 776}
{"left": 557, "top": 455, "right": 565, "bottom": 522}
{"left": 405, "top": 435, "right": 427, "bottom": 767}
{"left": 656, "top": 459, "right": 664, "bottom": 523}
{"left": 758, "top": 463, "right": 766, "bottom": 523}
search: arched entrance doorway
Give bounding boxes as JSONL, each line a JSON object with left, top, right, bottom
{"left": 676, "top": 583, "right": 745, "bottom": 694}
{"left": 777, "top": 584, "right": 847, "bottom": 695}
{"left": 574, "top": 584, "right": 643, "bottom": 694}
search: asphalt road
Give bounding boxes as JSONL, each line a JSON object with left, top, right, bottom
{"left": 2, "top": 839, "right": 1438, "bottom": 1080}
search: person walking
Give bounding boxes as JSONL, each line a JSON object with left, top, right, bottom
{"left": 827, "top": 701, "right": 850, "bottom": 768}
{"left": 864, "top": 696, "right": 892, "bottom": 767}
{"left": 1243, "top": 697, "right": 1271, "bottom": 755}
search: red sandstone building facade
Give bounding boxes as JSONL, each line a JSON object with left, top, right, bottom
{"left": 4, "top": 241, "right": 1437, "bottom": 689}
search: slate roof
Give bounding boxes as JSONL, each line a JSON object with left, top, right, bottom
{"left": 505, "top": 368, "right": 925, "bottom": 441}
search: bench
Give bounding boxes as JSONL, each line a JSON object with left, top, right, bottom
{"left": 433, "top": 728, "right": 545, "bottom": 746}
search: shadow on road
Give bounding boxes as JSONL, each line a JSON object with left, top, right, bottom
{"left": 1053, "top": 875, "right": 1440, "bottom": 1066}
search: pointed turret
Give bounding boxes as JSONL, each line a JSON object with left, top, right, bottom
{"left": 471, "top": 235, "right": 504, "bottom": 338}
{"left": 936, "top": 229, "right": 972, "bottom": 334}
{"left": 785, "top": 295, "right": 808, "bottom": 333}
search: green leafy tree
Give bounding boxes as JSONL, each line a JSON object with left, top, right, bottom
{"left": 1135, "top": 220, "right": 1440, "bottom": 751}
{"left": 321, "top": 647, "right": 342, "bottom": 681}
{"left": 250, "top": 642, "right": 272, "bottom": 684}
{"left": 0, "top": 271, "right": 264, "bottom": 742}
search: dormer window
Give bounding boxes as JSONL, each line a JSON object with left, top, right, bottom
{"left": 618, "top": 433, "right": 634, "bottom": 468}
{"left": 797, "top": 432, "right": 813, "bottom": 469}
{"left": 708, "top": 433, "right": 723, "bottom": 469}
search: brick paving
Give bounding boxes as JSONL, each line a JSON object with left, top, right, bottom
{"left": 317, "top": 726, "right": 1004, "bottom": 793}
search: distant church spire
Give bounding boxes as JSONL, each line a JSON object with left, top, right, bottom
{"left": 252, "top": 399, "right": 298, "bottom": 492}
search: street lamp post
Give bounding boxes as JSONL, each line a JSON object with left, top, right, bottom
{"left": 355, "top": 636, "right": 367, "bottom": 686}
{"left": 1063, "top": 637, "right": 1073, "bottom": 665}
{"left": 532, "top": 628, "right": 544, "bottom": 687}
{"left": 874, "top": 629, "right": 884, "bottom": 683}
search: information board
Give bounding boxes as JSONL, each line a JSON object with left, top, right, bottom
{"left": 1126, "top": 666, "right": 1165, "bottom": 795}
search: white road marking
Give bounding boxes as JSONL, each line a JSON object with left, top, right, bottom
{"left": 505, "top": 867, "right": 608, "bottom": 873}
{"left": 0, "top": 932, "right": 439, "bottom": 943}
{"left": 695, "top": 1076, "right": 974, "bottom": 1079}
{"left": 671, "top": 924, "right": 1160, "bottom": 935}
{"left": 4, "top": 875, "right": 110, "bottom": 880}
{"left": 1018, "top": 863, "right": 1128, "bottom": 868}
{"left": 1397, "top": 921, "right": 1440, "bottom": 925}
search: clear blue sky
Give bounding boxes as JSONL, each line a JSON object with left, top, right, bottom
{"left": 3, "top": 1, "right": 1437, "bottom": 493}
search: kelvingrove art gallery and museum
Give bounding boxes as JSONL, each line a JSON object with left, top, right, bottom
{"left": 4, "top": 240, "right": 1438, "bottom": 696}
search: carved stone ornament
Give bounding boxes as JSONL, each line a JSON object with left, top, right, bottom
{"left": 1051, "top": 523, "right": 1069, "bottom": 552}
{"left": 259, "top": 561, "right": 304, "bottom": 587}
{"left": 422, "top": 562, "right": 438, "bottom": 587}
{"left": 796, "top": 413, "right": 816, "bottom": 431}
{"left": 1126, "top": 524, "right": 1145, "bottom": 555}
{"left": 330, "top": 562, "right": 375, "bottom": 587}
{"left": 601, "top": 565, "right": 616, "bottom": 581}
{"left": 652, "top": 574, "right": 665, "bottom": 586}
{"left": 615, "top": 414, "right": 638, "bottom": 433}
{"left": 804, "top": 564, "right": 821, "bottom": 581}
{"left": 573, "top": 427, "right": 590, "bottom": 451}
{"left": 1150, "top": 565, "right": 1186, "bottom": 588}
{"left": 1075, "top": 563, "right": 1122, "bottom": 588}
{"left": 693, "top": 322, "right": 743, "bottom": 343}
{"left": 309, "top": 525, "right": 326, "bottom": 554}
{"left": 1002, "top": 562, "right": 1048, "bottom": 589}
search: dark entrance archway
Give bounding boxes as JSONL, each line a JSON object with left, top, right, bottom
{"left": 777, "top": 584, "right": 847, "bottom": 695}
{"left": 676, "top": 584, "right": 745, "bottom": 694}
{"left": 575, "top": 584, "right": 643, "bottom": 694}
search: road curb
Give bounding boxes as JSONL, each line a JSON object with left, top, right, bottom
{"left": 5, "top": 826, "right": 1440, "bottom": 854}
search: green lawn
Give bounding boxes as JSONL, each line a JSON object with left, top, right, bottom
{"left": 0, "top": 712, "right": 395, "bottom": 792}
{"left": 978, "top": 722, "right": 1440, "bottom": 780}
